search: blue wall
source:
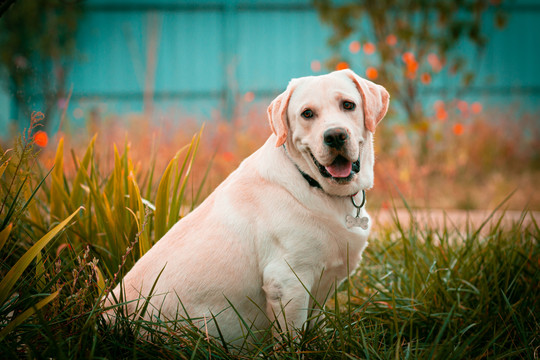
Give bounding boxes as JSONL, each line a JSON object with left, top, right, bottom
{"left": 1, "top": 0, "right": 539, "bottom": 132}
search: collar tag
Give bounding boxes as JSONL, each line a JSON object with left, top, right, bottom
{"left": 346, "top": 190, "right": 369, "bottom": 229}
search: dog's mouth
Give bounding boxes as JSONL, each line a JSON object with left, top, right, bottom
{"left": 310, "top": 152, "right": 360, "bottom": 183}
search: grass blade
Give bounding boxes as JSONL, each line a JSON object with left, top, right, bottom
{"left": 70, "top": 134, "right": 96, "bottom": 206}
{"left": 0, "top": 206, "right": 82, "bottom": 306}
{"left": 50, "top": 137, "right": 65, "bottom": 220}
{"left": 0, "top": 156, "right": 10, "bottom": 179}
{"left": 154, "top": 151, "right": 179, "bottom": 240}
{"left": 0, "top": 290, "right": 60, "bottom": 340}
{"left": 0, "top": 223, "right": 12, "bottom": 252}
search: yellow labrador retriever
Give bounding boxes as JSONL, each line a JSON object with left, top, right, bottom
{"left": 106, "top": 69, "right": 389, "bottom": 342}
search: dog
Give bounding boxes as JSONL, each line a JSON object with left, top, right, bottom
{"left": 105, "top": 69, "right": 389, "bottom": 343}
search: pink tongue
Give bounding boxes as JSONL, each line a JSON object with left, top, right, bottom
{"left": 325, "top": 158, "right": 352, "bottom": 178}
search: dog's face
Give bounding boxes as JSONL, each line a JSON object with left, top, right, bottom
{"left": 268, "top": 69, "right": 389, "bottom": 197}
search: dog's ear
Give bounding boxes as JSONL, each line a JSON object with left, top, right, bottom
{"left": 343, "top": 69, "right": 390, "bottom": 133}
{"left": 267, "top": 80, "right": 297, "bottom": 147}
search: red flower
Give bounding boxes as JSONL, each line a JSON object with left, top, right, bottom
{"left": 34, "top": 131, "right": 48, "bottom": 147}
{"left": 363, "top": 42, "right": 375, "bottom": 55}
{"left": 366, "top": 67, "right": 378, "bottom": 80}
{"left": 452, "top": 123, "right": 465, "bottom": 135}
{"left": 335, "top": 61, "right": 349, "bottom": 70}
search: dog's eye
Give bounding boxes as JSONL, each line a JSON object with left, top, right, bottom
{"left": 301, "top": 109, "right": 314, "bottom": 119}
{"left": 343, "top": 101, "right": 356, "bottom": 111}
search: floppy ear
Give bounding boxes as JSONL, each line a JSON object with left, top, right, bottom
{"left": 267, "top": 80, "right": 297, "bottom": 147}
{"left": 343, "top": 69, "right": 390, "bottom": 133}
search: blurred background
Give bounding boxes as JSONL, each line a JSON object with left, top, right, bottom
{"left": 1, "top": 0, "right": 539, "bottom": 210}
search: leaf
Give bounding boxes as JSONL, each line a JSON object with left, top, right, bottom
{"left": 0, "top": 207, "right": 82, "bottom": 307}
{"left": 112, "top": 145, "right": 128, "bottom": 239}
{"left": 70, "top": 135, "right": 96, "bottom": 207}
{"left": 16, "top": 166, "right": 54, "bottom": 228}
{"left": 35, "top": 251, "right": 46, "bottom": 291}
{"left": 0, "top": 156, "right": 10, "bottom": 179}
{"left": 0, "top": 223, "right": 12, "bottom": 252}
{"left": 154, "top": 151, "right": 179, "bottom": 240}
{"left": 128, "top": 173, "right": 151, "bottom": 255}
{"left": 94, "top": 265, "right": 106, "bottom": 295}
{"left": 50, "top": 137, "right": 65, "bottom": 220}
{"left": 0, "top": 290, "right": 60, "bottom": 340}
{"left": 0, "top": 176, "right": 28, "bottom": 230}
{"left": 173, "top": 129, "right": 203, "bottom": 224}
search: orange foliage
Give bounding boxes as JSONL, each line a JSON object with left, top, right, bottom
{"left": 335, "top": 61, "right": 349, "bottom": 70}
{"left": 311, "top": 60, "right": 321, "bottom": 72}
{"left": 471, "top": 102, "right": 483, "bottom": 114}
{"left": 349, "top": 40, "right": 361, "bottom": 53}
{"left": 244, "top": 91, "right": 255, "bottom": 103}
{"left": 427, "top": 53, "right": 443, "bottom": 72}
{"left": 436, "top": 107, "right": 448, "bottom": 121}
{"left": 420, "top": 73, "right": 431, "bottom": 84}
{"left": 452, "top": 123, "right": 465, "bottom": 135}
{"left": 34, "top": 131, "right": 48, "bottom": 147}
{"left": 385, "top": 34, "right": 397, "bottom": 46}
{"left": 401, "top": 52, "right": 415, "bottom": 64}
{"left": 363, "top": 42, "right": 375, "bottom": 55}
{"left": 366, "top": 67, "right": 378, "bottom": 80}
{"left": 457, "top": 100, "right": 468, "bottom": 115}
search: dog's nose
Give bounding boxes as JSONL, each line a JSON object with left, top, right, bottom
{"left": 323, "top": 128, "right": 349, "bottom": 149}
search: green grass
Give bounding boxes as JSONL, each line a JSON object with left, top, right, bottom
{"left": 0, "top": 121, "right": 538, "bottom": 359}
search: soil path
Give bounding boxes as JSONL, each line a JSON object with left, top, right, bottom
{"left": 371, "top": 209, "right": 539, "bottom": 231}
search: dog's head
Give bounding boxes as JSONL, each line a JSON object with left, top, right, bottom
{"left": 267, "top": 69, "right": 389, "bottom": 197}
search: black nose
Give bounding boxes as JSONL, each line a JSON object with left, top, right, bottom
{"left": 323, "top": 128, "right": 349, "bottom": 149}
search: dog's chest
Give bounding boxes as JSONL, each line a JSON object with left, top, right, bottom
{"left": 322, "top": 223, "right": 368, "bottom": 278}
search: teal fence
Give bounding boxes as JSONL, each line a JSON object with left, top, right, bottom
{"left": 1, "top": 0, "right": 539, "bottom": 131}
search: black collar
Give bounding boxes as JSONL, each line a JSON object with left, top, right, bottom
{"left": 299, "top": 169, "right": 323, "bottom": 189}
{"left": 282, "top": 145, "right": 323, "bottom": 189}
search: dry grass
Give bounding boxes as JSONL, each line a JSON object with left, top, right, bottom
{"left": 29, "top": 103, "right": 540, "bottom": 211}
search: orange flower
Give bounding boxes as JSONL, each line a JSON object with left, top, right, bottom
{"left": 452, "top": 123, "right": 465, "bottom": 135}
{"left": 406, "top": 59, "right": 418, "bottom": 73}
{"left": 457, "top": 100, "right": 468, "bottom": 114}
{"left": 402, "top": 52, "right": 418, "bottom": 79}
{"left": 436, "top": 107, "right": 448, "bottom": 121}
{"left": 222, "top": 152, "right": 234, "bottom": 162}
{"left": 427, "top": 53, "right": 443, "bottom": 72}
{"left": 471, "top": 102, "right": 482, "bottom": 114}
{"left": 34, "top": 131, "right": 48, "bottom": 147}
{"left": 402, "top": 52, "right": 415, "bottom": 64}
{"left": 433, "top": 100, "right": 445, "bottom": 111}
{"left": 406, "top": 69, "right": 417, "bottom": 80}
{"left": 420, "top": 72, "right": 431, "bottom": 84}
{"left": 366, "top": 67, "right": 378, "bottom": 80}
{"left": 244, "top": 91, "right": 255, "bottom": 103}
{"left": 386, "top": 34, "right": 397, "bottom": 46}
{"left": 311, "top": 60, "right": 321, "bottom": 72}
{"left": 335, "top": 61, "right": 349, "bottom": 70}
{"left": 363, "top": 42, "right": 375, "bottom": 55}
{"left": 349, "top": 40, "right": 361, "bottom": 54}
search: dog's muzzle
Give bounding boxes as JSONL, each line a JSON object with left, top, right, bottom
{"left": 310, "top": 152, "right": 360, "bottom": 183}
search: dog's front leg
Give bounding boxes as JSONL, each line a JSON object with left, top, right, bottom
{"left": 262, "top": 261, "right": 313, "bottom": 341}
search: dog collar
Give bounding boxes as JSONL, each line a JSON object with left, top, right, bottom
{"left": 298, "top": 168, "right": 323, "bottom": 190}
{"left": 282, "top": 144, "right": 364, "bottom": 198}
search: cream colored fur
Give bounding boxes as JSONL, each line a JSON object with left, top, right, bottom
{"left": 104, "top": 69, "right": 389, "bottom": 343}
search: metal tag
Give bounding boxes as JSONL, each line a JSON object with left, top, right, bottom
{"left": 346, "top": 190, "right": 369, "bottom": 229}
{"left": 346, "top": 214, "right": 369, "bottom": 229}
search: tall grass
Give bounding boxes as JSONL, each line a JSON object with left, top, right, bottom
{"left": 0, "top": 115, "right": 538, "bottom": 359}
